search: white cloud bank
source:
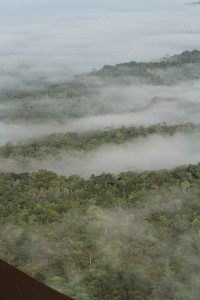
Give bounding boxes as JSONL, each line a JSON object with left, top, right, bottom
{"left": 0, "top": 0, "right": 199, "bottom": 177}
{"left": 0, "top": 79, "right": 200, "bottom": 145}
{"left": 0, "top": 0, "right": 199, "bottom": 88}
{"left": 1, "top": 133, "right": 200, "bottom": 178}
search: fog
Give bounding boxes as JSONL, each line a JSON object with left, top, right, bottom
{"left": 1, "top": 0, "right": 200, "bottom": 151}
{"left": 1, "top": 133, "right": 200, "bottom": 178}
{"left": 0, "top": 76, "right": 200, "bottom": 145}
{"left": 0, "top": 0, "right": 200, "bottom": 89}
{"left": 1, "top": 195, "right": 200, "bottom": 298}
{"left": 1, "top": 1, "right": 200, "bottom": 299}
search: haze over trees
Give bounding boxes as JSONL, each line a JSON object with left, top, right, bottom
{"left": 0, "top": 48, "right": 200, "bottom": 299}
{"left": 1, "top": 0, "right": 200, "bottom": 298}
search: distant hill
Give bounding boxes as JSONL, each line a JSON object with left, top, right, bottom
{"left": 90, "top": 50, "right": 200, "bottom": 79}
{"left": 166, "top": 49, "right": 200, "bottom": 64}
{"left": 2, "top": 49, "right": 200, "bottom": 122}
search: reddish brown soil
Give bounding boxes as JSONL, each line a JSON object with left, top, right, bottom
{"left": 0, "top": 259, "right": 74, "bottom": 300}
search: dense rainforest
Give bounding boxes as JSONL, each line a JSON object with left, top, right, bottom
{"left": 0, "top": 123, "right": 198, "bottom": 159}
{"left": 1, "top": 50, "right": 200, "bottom": 299}
{"left": 1, "top": 165, "right": 200, "bottom": 299}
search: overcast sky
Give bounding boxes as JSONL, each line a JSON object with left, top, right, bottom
{"left": 0, "top": 0, "right": 200, "bottom": 82}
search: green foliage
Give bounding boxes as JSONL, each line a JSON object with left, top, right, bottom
{"left": 1, "top": 164, "right": 200, "bottom": 299}
{"left": 0, "top": 123, "right": 198, "bottom": 159}
{"left": 1, "top": 50, "right": 200, "bottom": 299}
{"left": 91, "top": 50, "right": 200, "bottom": 82}
{"left": 1, "top": 50, "right": 200, "bottom": 123}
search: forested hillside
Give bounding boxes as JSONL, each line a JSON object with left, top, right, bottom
{"left": 0, "top": 123, "right": 198, "bottom": 159}
{"left": 91, "top": 50, "right": 200, "bottom": 83}
{"left": 1, "top": 50, "right": 200, "bottom": 299}
{"left": 1, "top": 165, "right": 200, "bottom": 299}
{"left": 1, "top": 50, "right": 200, "bottom": 123}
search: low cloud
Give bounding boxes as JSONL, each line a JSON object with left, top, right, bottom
{"left": 0, "top": 1, "right": 200, "bottom": 89}
{"left": 0, "top": 78, "right": 200, "bottom": 146}
{"left": 1, "top": 133, "right": 200, "bottom": 177}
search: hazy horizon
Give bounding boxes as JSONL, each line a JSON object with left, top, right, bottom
{"left": 0, "top": 0, "right": 200, "bottom": 86}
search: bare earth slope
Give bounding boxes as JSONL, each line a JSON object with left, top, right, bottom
{"left": 0, "top": 259, "right": 74, "bottom": 300}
